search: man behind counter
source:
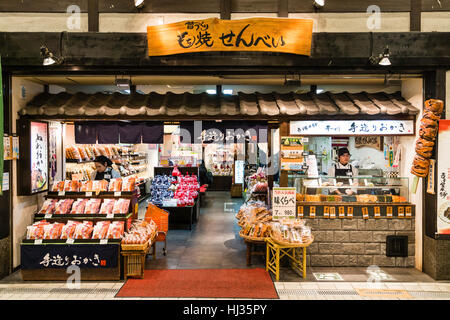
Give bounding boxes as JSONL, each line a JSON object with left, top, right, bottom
{"left": 328, "top": 147, "right": 358, "bottom": 195}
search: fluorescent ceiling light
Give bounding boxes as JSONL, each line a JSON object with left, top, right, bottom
{"left": 378, "top": 57, "right": 391, "bottom": 66}
{"left": 134, "top": 0, "right": 144, "bottom": 8}
{"left": 313, "top": 0, "right": 325, "bottom": 7}
{"left": 223, "top": 89, "right": 233, "bottom": 95}
{"left": 115, "top": 78, "right": 131, "bottom": 88}
{"left": 206, "top": 89, "right": 216, "bottom": 94}
{"left": 43, "top": 57, "right": 56, "bottom": 66}
{"left": 316, "top": 89, "right": 324, "bottom": 94}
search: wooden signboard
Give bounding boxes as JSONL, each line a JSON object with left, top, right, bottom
{"left": 147, "top": 18, "right": 313, "bottom": 56}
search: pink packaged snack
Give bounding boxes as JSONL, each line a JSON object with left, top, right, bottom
{"left": 38, "top": 199, "right": 57, "bottom": 214}
{"left": 92, "top": 221, "right": 111, "bottom": 239}
{"left": 106, "top": 221, "right": 124, "bottom": 239}
{"left": 43, "top": 223, "right": 65, "bottom": 239}
{"left": 84, "top": 199, "right": 102, "bottom": 214}
{"left": 112, "top": 199, "right": 130, "bottom": 214}
{"left": 54, "top": 199, "right": 75, "bottom": 215}
{"left": 70, "top": 199, "right": 89, "bottom": 214}
{"left": 99, "top": 199, "right": 116, "bottom": 214}
{"left": 60, "top": 221, "right": 81, "bottom": 239}
{"left": 73, "top": 221, "right": 94, "bottom": 239}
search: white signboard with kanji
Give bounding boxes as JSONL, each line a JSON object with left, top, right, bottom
{"left": 272, "top": 187, "right": 296, "bottom": 220}
{"left": 290, "top": 120, "right": 414, "bottom": 136}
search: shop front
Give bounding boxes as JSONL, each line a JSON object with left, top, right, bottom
{"left": 0, "top": 17, "right": 449, "bottom": 281}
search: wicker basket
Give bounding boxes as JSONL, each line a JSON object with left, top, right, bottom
{"left": 269, "top": 232, "right": 314, "bottom": 247}
{"left": 239, "top": 230, "right": 268, "bottom": 242}
{"left": 121, "top": 241, "right": 149, "bottom": 252}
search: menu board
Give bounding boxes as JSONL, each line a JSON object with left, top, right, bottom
{"left": 280, "top": 136, "right": 305, "bottom": 171}
{"left": 437, "top": 120, "right": 450, "bottom": 235}
{"left": 30, "top": 121, "right": 49, "bottom": 194}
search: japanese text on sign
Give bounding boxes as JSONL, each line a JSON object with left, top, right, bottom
{"left": 290, "top": 120, "right": 414, "bottom": 136}
{"left": 39, "top": 253, "right": 106, "bottom": 268}
{"left": 272, "top": 187, "right": 296, "bottom": 220}
{"left": 147, "top": 18, "right": 313, "bottom": 56}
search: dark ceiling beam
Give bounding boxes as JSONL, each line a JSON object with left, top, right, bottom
{"left": 1, "top": 32, "right": 449, "bottom": 69}
{"left": 410, "top": 0, "right": 422, "bottom": 31}
{"left": 289, "top": 0, "right": 411, "bottom": 12}
{"left": 98, "top": 0, "right": 220, "bottom": 13}
{"left": 0, "top": 0, "right": 88, "bottom": 12}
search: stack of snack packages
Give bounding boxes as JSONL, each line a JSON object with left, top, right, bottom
{"left": 122, "top": 219, "right": 157, "bottom": 245}
{"left": 237, "top": 201, "right": 272, "bottom": 239}
{"left": 411, "top": 99, "right": 444, "bottom": 178}
{"left": 270, "top": 218, "right": 312, "bottom": 244}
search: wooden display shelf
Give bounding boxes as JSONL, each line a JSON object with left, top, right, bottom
{"left": 34, "top": 212, "right": 132, "bottom": 221}
{"left": 297, "top": 201, "right": 413, "bottom": 206}
{"left": 46, "top": 191, "right": 135, "bottom": 199}
{"left": 22, "top": 239, "right": 122, "bottom": 245}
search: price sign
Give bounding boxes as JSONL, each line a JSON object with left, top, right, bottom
{"left": 114, "top": 191, "right": 122, "bottom": 197}
{"left": 44, "top": 213, "right": 52, "bottom": 219}
{"left": 66, "top": 238, "right": 75, "bottom": 244}
{"left": 330, "top": 207, "right": 336, "bottom": 219}
{"left": 406, "top": 206, "right": 412, "bottom": 218}
{"left": 58, "top": 191, "right": 65, "bottom": 196}
{"left": 362, "top": 207, "right": 369, "bottom": 219}
{"left": 310, "top": 206, "right": 316, "bottom": 218}
{"left": 374, "top": 206, "right": 381, "bottom": 218}
{"left": 100, "top": 239, "right": 108, "bottom": 245}
{"left": 106, "top": 213, "right": 114, "bottom": 219}
{"left": 387, "top": 206, "right": 393, "bottom": 218}
{"left": 347, "top": 206, "right": 353, "bottom": 218}
{"left": 272, "top": 187, "right": 296, "bottom": 220}
{"left": 34, "top": 239, "right": 43, "bottom": 245}
{"left": 398, "top": 206, "right": 405, "bottom": 218}
{"left": 323, "top": 206, "right": 330, "bottom": 218}
{"left": 339, "top": 207, "right": 345, "bottom": 218}
{"left": 298, "top": 206, "right": 304, "bottom": 218}
{"left": 85, "top": 192, "right": 93, "bottom": 197}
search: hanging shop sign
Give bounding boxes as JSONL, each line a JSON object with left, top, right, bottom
{"left": 354, "top": 136, "right": 383, "bottom": 151}
{"left": 21, "top": 244, "right": 118, "bottom": 269}
{"left": 437, "top": 120, "right": 450, "bottom": 235}
{"left": 147, "top": 18, "right": 313, "bottom": 56}
{"left": 290, "top": 120, "right": 415, "bottom": 136}
{"left": 234, "top": 160, "right": 245, "bottom": 184}
{"left": 272, "top": 187, "right": 296, "bottom": 220}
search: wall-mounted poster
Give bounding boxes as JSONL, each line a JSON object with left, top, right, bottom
{"left": 30, "top": 121, "right": 48, "bottom": 193}
{"left": 17, "top": 120, "right": 49, "bottom": 195}
{"left": 437, "top": 120, "right": 450, "bottom": 235}
{"left": 280, "top": 136, "right": 305, "bottom": 170}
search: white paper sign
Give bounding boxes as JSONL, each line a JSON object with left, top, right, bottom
{"left": 437, "top": 120, "right": 450, "bottom": 235}
{"left": 306, "top": 155, "right": 319, "bottom": 177}
{"left": 85, "top": 192, "right": 93, "bottom": 197}
{"left": 66, "top": 238, "right": 75, "bottom": 244}
{"left": 114, "top": 191, "right": 122, "bottom": 197}
{"left": 234, "top": 160, "right": 245, "bottom": 184}
{"left": 290, "top": 120, "right": 414, "bottom": 136}
{"left": 2, "top": 172, "right": 9, "bottom": 191}
{"left": 34, "top": 239, "right": 43, "bottom": 245}
{"left": 272, "top": 187, "right": 296, "bottom": 220}
{"left": 44, "top": 213, "right": 52, "bottom": 219}
{"left": 100, "top": 239, "right": 108, "bottom": 245}
{"left": 58, "top": 191, "right": 65, "bottom": 196}
{"left": 106, "top": 213, "right": 114, "bottom": 219}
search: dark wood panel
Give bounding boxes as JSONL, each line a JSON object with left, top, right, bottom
{"left": 0, "top": 0, "right": 88, "bottom": 12}
{"left": 422, "top": 0, "right": 450, "bottom": 11}
{"left": 289, "top": 0, "right": 411, "bottom": 12}
{"left": 99, "top": 0, "right": 220, "bottom": 13}
{"left": 410, "top": 0, "right": 422, "bottom": 31}
{"left": 278, "top": 0, "right": 288, "bottom": 17}
{"left": 231, "top": 0, "right": 278, "bottom": 13}
{"left": 88, "top": 0, "right": 99, "bottom": 32}
{"left": 221, "top": 0, "right": 231, "bottom": 19}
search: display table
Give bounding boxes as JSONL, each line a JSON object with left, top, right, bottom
{"left": 265, "top": 236, "right": 314, "bottom": 281}
{"left": 157, "top": 198, "right": 199, "bottom": 230}
{"left": 209, "top": 175, "right": 232, "bottom": 191}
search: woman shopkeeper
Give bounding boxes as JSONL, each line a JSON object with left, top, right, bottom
{"left": 328, "top": 147, "right": 358, "bottom": 195}
{"left": 93, "top": 156, "right": 121, "bottom": 181}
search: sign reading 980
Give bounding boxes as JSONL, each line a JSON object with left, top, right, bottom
{"left": 272, "top": 187, "right": 296, "bottom": 220}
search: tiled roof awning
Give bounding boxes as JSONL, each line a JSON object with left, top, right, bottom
{"left": 19, "top": 91, "right": 419, "bottom": 119}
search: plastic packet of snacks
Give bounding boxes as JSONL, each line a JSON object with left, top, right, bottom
{"left": 92, "top": 221, "right": 111, "bottom": 239}
{"left": 43, "top": 223, "right": 65, "bottom": 240}
{"left": 122, "top": 177, "right": 136, "bottom": 192}
{"left": 80, "top": 180, "right": 93, "bottom": 192}
{"left": 108, "top": 178, "right": 122, "bottom": 192}
{"left": 106, "top": 221, "right": 124, "bottom": 239}
{"left": 54, "top": 199, "right": 74, "bottom": 214}
{"left": 84, "top": 199, "right": 102, "bottom": 214}
{"left": 70, "top": 199, "right": 88, "bottom": 214}
{"left": 112, "top": 198, "right": 130, "bottom": 214}
{"left": 52, "top": 181, "right": 65, "bottom": 192}
{"left": 26, "top": 221, "right": 50, "bottom": 239}
{"left": 64, "top": 180, "right": 80, "bottom": 192}
{"left": 60, "top": 220, "right": 81, "bottom": 239}
{"left": 93, "top": 180, "right": 109, "bottom": 192}
{"left": 99, "top": 199, "right": 116, "bottom": 214}
{"left": 39, "top": 199, "right": 58, "bottom": 214}
{"left": 73, "top": 221, "right": 94, "bottom": 239}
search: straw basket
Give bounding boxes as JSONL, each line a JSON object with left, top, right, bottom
{"left": 239, "top": 230, "right": 268, "bottom": 242}
{"left": 269, "top": 232, "right": 314, "bottom": 247}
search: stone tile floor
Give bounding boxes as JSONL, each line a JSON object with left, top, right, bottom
{"left": 0, "top": 192, "right": 448, "bottom": 300}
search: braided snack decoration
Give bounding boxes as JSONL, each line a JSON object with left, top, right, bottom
{"left": 411, "top": 99, "right": 444, "bottom": 177}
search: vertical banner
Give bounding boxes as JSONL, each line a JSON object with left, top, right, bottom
{"left": 437, "top": 120, "right": 450, "bottom": 234}
{"left": 0, "top": 57, "right": 4, "bottom": 195}
{"left": 272, "top": 187, "right": 296, "bottom": 220}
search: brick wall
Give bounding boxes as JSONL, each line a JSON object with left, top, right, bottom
{"left": 305, "top": 217, "right": 415, "bottom": 267}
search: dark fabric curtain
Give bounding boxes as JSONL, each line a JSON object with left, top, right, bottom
{"left": 74, "top": 122, "right": 97, "bottom": 144}
{"left": 142, "top": 122, "right": 164, "bottom": 143}
{"left": 97, "top": 122, "right": 119, "bottom": 144}
{"left": 119, "top": 122, "right": 143, "bottom": 144}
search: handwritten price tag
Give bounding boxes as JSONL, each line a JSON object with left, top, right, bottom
{"left": 85, "top": 192, "right": 93, "bottom": 197}
{"left": 114, "top": 191, "right": 122, "bottom": 197}
{"left": 106, "top": 213, "right": 114, "bottom": 219}
{"left": 339, "top": 206, "right": 345, "bottom": 218}
{"left": 34, "top": 239, "right": 43, "bottom": 245}
{"left": 330, "top": 207, "right": 336, "bottom": 219}
{"left": 323, "top": 206, "right": 330, "bottom": 218}
{"left": 66, "top": 238, "right": 75, "bottom": 244}
{"left": 100, "top": 239, "right": 108, "bottom": 245}
{"left": 58, "top": 191, "right": 65, "bottom": 196}
{"left": 362, "top": 207, "right": 369, "bottom": 219}
{"left": 374, "top": 206, "right": 381, "bottom": 218}
{"left": 406, "top": 206, "right": 412, "bottom": 218}
{"left": 310, "top": 206, "right": 316, "bottom": 218}
{"left": 347, "top": 206, "right": 353, "bottom": 218}
{"left": 398, "top": 206, "right": 405, "bottom": 218}
{"left": 387, "top": 206, "right": 393, "bottom": 218}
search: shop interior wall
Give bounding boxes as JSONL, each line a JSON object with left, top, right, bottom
{"left": 400, "top": 78, "right": 424, "bottom": 271}
{"left": 11, "top": 78, "right": 45, "bottom": 269}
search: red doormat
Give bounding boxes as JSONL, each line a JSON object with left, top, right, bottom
{"left": 116, "top": 268, "right": 279, "bottom": 299}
